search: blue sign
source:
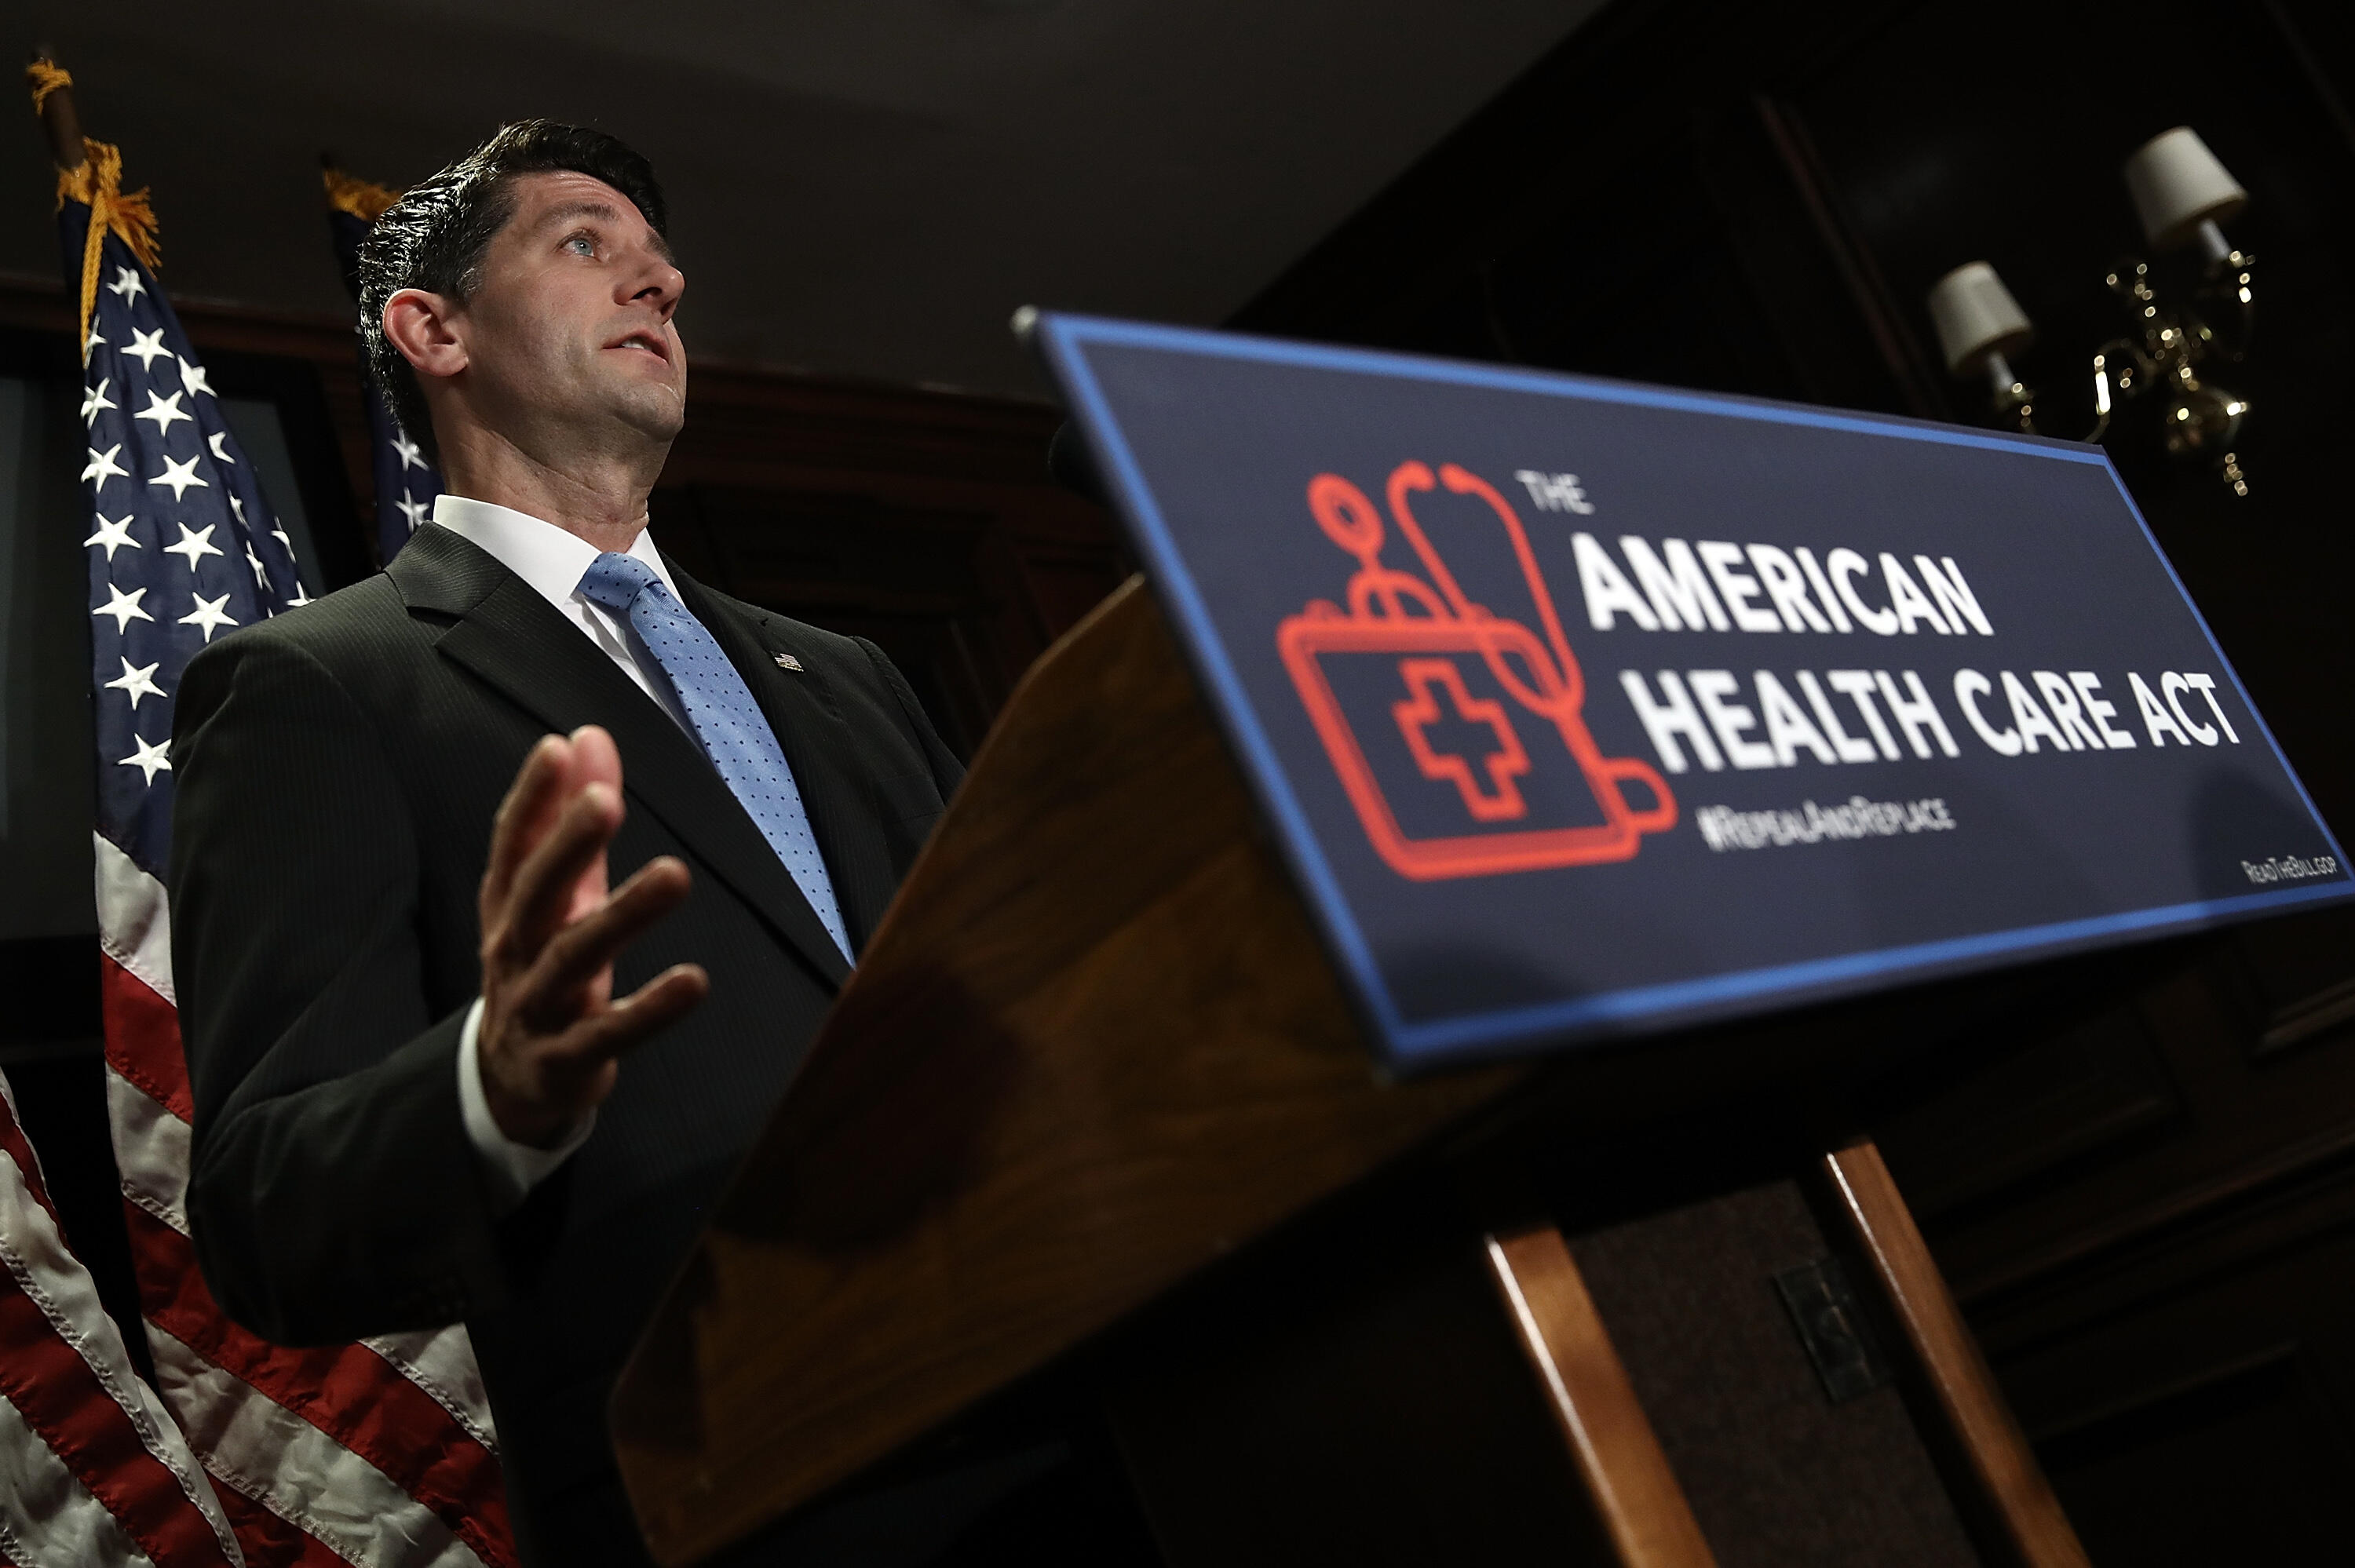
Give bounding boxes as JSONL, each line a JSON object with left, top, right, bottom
{"left": 1032, "top": 313, "right": 2353, "bottom": 1070}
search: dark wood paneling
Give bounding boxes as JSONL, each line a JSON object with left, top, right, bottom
{"left": 636, "top": 355, "right": 1127, "bottom": 756}
{"left": 2008, "top": 1268, "right": 2355, "bottom": 1563}
{"left": 1873, "top": 1009, "right": 2180, "bottom": 1222}
{"left": 2042, "top": 1351, "right": 2355, "bottom": 1564}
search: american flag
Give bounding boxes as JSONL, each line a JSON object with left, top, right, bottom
{"left": 45, "top": 79, "right": 516, "bottom": 1568}
{"left": 323, "top": 167, "right": 444, "bottom": 567}
{"left": 0, "top": 1067, "right": 243, "bottom": 1566}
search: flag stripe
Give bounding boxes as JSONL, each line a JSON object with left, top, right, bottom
{"left": 105, "top": 1066, "right": 189, "bottom": 1232}
{"left": 0, "top": 1264, "right": 229, "bottom": 1566}
{"left": 101, "top": 882, "right": 511, "bottom": 1566}
{"left": 99, "top": 954, "right": 194, "bottom": 1127}
{"left": 97, "top": 880, "right": 502, "bottom": 1460}
{"left": 104, "top": 1027, "right": 510, "bottom": 1558}
{"left": 0, "top": 1091, "right": 241, "bottom": 1566}
{"left": 106, "top": 1025, "right": 513, "bottom": 1566}
{"left": 0, "top": 1080, "right": 62, "bottom": 1235}
{"left": 0, "top": 1387, "right": 157, "bottom": 1568}
{"left": 206, "top": 1481, "right": 343, "bottom": 1568}
{"left": 358, "top": 1329, "right": 496, "bottom": 1459}
{"left": 121, "top": 1207, "right": 511, "bottom": 1563}
{"left": 145, "top": 1331, "right": 483, "bottom": 1568}
{"left": 95, "top": 833, "right": 175, "bottom": 1009}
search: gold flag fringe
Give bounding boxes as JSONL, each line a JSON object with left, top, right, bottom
{"left": 60, "top": 140, "right": 162, "bottom": 359}
{"left": 27, "top": 57, "right": 70, "bottom": 111}
{"left": 323, "top": 166, "right": 404, "bottom": 224}
{"left": 25, "top": 64, "right": 163, "bottom": 360}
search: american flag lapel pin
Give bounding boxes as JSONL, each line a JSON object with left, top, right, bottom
{"left": 772, "top": 651, "right": 804, "bottom": 672}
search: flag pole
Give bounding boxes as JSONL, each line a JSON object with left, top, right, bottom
{"left": 27, "top": 46, "right": 83, "bottom": 171}
{"left": 27, "top": 50, "right": 162, "bottom": 358}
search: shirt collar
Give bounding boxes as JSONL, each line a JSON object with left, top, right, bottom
{"left": 429, "top": 494, "right": 681, "bottom": 612}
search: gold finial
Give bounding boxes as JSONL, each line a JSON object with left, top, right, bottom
{"left": 29, "top": 55, "right": 161, "bottom": 356}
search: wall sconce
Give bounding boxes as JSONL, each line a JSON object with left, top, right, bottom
{"left": 1927, "top": 127, "right": 2255, "bottom": 496}
{"left": 1927, "top": 262, "right": 2038, "bottom": 434}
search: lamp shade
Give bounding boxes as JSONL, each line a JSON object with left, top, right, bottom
{"left": 2123, "top": 127, "right": 2246, "bottom": 250}
{"left": 1926, "top": 261, "right": 2033, "bottom": 376}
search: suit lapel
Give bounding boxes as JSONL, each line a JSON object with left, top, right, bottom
{"left": 675, "top": 575, "right": 900, "bottom": 952}
{"left": 389, "top": 525, "right": 853, "bottom": 989}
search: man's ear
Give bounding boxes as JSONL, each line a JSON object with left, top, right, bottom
{"left": 383, "top": 289, "right": 468, "bottom": 381}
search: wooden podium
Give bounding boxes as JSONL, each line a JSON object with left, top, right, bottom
{"left": 608, "top": 579, "right": 2094, "bottom": 1567}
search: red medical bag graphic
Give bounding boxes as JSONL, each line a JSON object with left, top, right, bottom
{"left": 1277, "top": 461, "right": 1676, "bottom": 881}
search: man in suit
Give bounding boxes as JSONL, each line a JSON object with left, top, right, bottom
{"left": 169, "top": 120, "right": 961, "bottom": 1563}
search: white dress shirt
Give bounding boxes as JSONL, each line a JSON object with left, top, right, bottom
{"left": 430, "top": 494, "right": 689, "bottom": 1211}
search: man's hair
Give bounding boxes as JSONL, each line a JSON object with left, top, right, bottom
{"left": 356, "top": 120, "right": 668, "bottom": 469}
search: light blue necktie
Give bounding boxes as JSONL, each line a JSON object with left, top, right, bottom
{"left": 579, "top": 552, "right": 852, "bottom": 961}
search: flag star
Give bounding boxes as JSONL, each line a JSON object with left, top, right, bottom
{"left": 393, "top": 490, "right": 432, "bottom": 531}
{"left": 133, "top": 389, "right": 192, "bottom": 435}
{"left": 83, "top": 513, "right": 140, "bottom": 560}
{"left": 390, "top": 432, "right": 425, "bottom": 472}
{"left": 177, "top": 359, "right": 213, "bottom": 398}
{"left": 149, "top": 452, "right": 210, "bottom": 501}
{"left": 84, "top": 324, "right": 105, "bottom": 356}
{"left": 81, "top": 377, "right": 117, "bottom": 425}
{"left": 124, "top": 326, "right": 173, "bottom": 370}
{"left": 164, "top": 522, "right": 225, "bottom": 569}
{"left": 83, "top": 443, "right": 130, "bottom": 489}
{"left": 106, "top": 265, "right": 148, "bottom": 304}
{"left": 207, "top": 429, "right": 236, "bottom": 465}
{"left": 285, "top": 581, "right": 312, "bottom": 608}
{"left": 244, "top": 542, "right": 271, "bottom": 589}
{"left": 179, "top": 591, "right": 239, "bottom": 643}
{"left": 119, "top": 734, "right": 173, "bottom": 786}
{"left": 227, "top": 493, "right": 244, "bottom": 523}
{"left": 270, "top": 523, "right": 293, "bottom": 552}
{"left": 93, "top": 582, "right": 155, "bottom": 632}
{"left": 104, "top": 656, "right": 166, "bottom": 709}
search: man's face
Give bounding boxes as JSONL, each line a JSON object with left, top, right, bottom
{"left": 455, "top": 170, "right": 687, "bottom": 454}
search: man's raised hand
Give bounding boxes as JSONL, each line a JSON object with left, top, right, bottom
{"left": 475, "top": 725, "right": 708, "bottom": 1147}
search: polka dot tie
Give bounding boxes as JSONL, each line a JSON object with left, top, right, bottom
{"left": 579, "top": 552, "right": 851, "bottom": 961}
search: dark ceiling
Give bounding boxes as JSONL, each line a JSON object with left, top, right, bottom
{"left": 5, "top": 0, "right": 1601, "bottom": 397}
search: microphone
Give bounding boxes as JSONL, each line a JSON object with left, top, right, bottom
{"left": 1046, "top": 420, "right": 1111, "bottom": 509}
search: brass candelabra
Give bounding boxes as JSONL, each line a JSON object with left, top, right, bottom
{"left": 1929, "top": 127, "right": 2256, "bottom": 496}
{"left": 2086, "top": 250, "right": 2254, "bottom": 494}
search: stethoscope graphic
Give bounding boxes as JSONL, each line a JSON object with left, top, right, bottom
{"left": 1278, "top": 460, "right": 1675, "bottom": 881}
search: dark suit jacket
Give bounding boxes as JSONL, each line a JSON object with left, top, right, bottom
{"left": 168, "top": 522, "right": 961, "bottom": 1561}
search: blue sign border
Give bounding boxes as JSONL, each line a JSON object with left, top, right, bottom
{"left": 1033, "top": 312, "right": 2355, "bottom": 1068}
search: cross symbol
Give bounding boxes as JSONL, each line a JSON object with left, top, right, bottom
{"left": 1391, "top": 658, "right": 1532, "bottom": 822}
